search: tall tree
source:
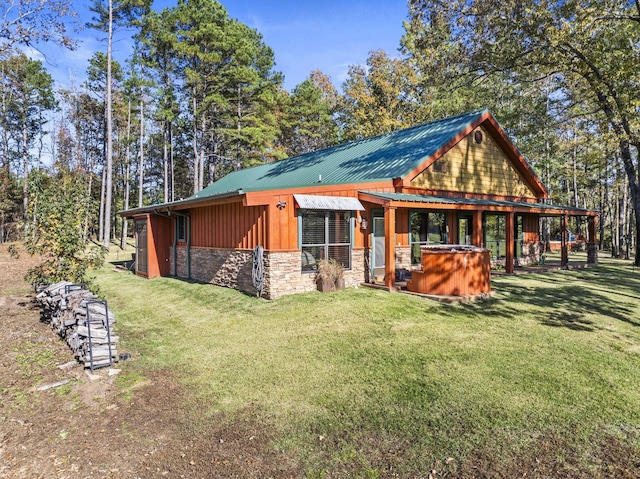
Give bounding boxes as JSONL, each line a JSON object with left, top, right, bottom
{"left": 85, "top": 51, "right": 123, "bottom": 244}
{"left": 0, "top": 52, "right": 56, "bottom": 231}
{"left": 405, "top": 0, "right": 640, "bottom": 264}
{"left": 88, "top": 0, "right": 150, "bottom": 250}
{"left": 338, "top": 50, "right": 419, "bottom": 141}
{"left": 171, "top": 0, "right": 282, "bottom": 191}
{"left": 279, "top": 70, "right": 339, "bottom": 156}
{"left": 137, "top": 6, "right": 180, "bottom": 203}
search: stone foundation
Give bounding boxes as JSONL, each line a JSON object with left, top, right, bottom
{"left": 515, "top": 242, "right": 544, "bottom": 267}
{"left": 171, "top": 246, "right": 367, "bottom": 299}
{"left": 395, "top": 247, "right": 412, "bottom": 271}
{"left": 587, "top": 243, "right": 598, "bottom": 265}
{"left": 171, "top": 246, "right": 255, "bottom": 293}
{"left": 265, "top": 249, "right": 366, "bottom": 299}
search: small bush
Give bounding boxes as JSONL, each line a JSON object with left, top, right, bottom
{"left": 315, "top": 258, "right": 345, "bottom": 289}
{"left": 24, "top": 169, "right": 104, "bottom": 287}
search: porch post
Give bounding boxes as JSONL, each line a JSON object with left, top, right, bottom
{"left": 587, "top": 215, "right": 598, "bottom": 265}
{"left": 447, "top": 213, "right": 457, "bottom": 244}
{"left": 561, "top": 214, "right": 569, "bottom": 268}
{"left": 473, "top": 210, "right": 483, "bottom": 247}
{"left": 505, "top": 212, "right": 515, "bottom": 274}
{"left": 384, "top": 206, "right": 396, "bottom": 289}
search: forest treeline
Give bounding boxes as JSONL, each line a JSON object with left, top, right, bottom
{"left": 1, "top": 0, "right": 638, "bottom": 268}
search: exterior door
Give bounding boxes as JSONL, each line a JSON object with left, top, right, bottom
{"left": 135, "top": 220, "right": 148, "bottom": 275}
{"left": 458, "top": 214, "right": 473, "bottom": 245}
{"left": 515, "top": 214, "right": 524, "bottom": 259}
{"left": 372, "top": 216, "right": 385, "bottom": 269}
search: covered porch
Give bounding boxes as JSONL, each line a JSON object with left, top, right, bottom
{"left": 358, "top": 192, "right": 598, "bottom": 291}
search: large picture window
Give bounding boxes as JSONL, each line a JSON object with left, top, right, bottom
{"left": 301, "top": 210, "right": 351, "bottom": 272}
{"left": 409, "top": 210, "right": 448, "bottom": 264}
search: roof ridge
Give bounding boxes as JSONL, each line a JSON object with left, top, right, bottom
{"left": 289, "top": 108, "right": 490, "bottom": 159}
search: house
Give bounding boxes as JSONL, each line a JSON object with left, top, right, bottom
{"left": 121, "top": 109, "right": 598, "bottom": 299}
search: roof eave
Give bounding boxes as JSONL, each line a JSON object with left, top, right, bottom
{"left": 118, "top": 189, "right": 244, "bottom": 217}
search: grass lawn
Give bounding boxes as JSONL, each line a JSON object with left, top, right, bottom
{"left": 95, "top": 252, "right": 640, "bottom": 477}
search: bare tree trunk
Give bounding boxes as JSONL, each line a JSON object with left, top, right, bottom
{"left": 572, "top": 136, "right": 582, "bottom": 236}
{"left": 623, "top": 178, "right": 630, "bottom": 260}
{"left": 170, "top": 124, "right": 174, "bottom": 202}
{"left": 192, "top": 91, "right": 199, "bottom": 194}
{"left": 199, "top": 112, "right": 205, "bottom": 192}
{"left": 84, "top": 153, "right": 95, "bottom": 241}
{"left": 98, "top": 162, "right": 106, "bottom": 243}
{"left": 138, "top": 97, "right": 144, "bottom": 208}
{"left": 163, "top": 121, "right": 168, "bottom": 203}
{"left": 21, "top": 119, "right": 28, "bottom": 233}
{"left": 612, "top": 161, "right": 621, "bottom": 258}
{"left": 598, "top": 173, "right": 605, "bottom": 250}
{"left": 120, "top": 100, "right": 132, "bottom": 250}
{"left": 103, "top": 0, "right": 114, "bottom": 250}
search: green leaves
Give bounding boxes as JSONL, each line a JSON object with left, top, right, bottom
{"left": 278, "top": 72, "right": 339, "bottom": 156}
{"left": 24, "top": 170, "right": 104, "bottom": 286}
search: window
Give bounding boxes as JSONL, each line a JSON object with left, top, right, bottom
{"left": 515, "top": 214, "right": 523, "bottom": 257}
{"left": 484, "top": 214, "right": 506, "bottom": 258}
{"left": 301, "top": 210, "right": 351, "bottom": 272}
{"left": 409, "top": 210, "right": 448, "bottom": 264}
{"left": 135, "top": 220, "right": 148, "bottom": 274}
{"left": 177, "top": 215, "right": 186, "bottom": 242}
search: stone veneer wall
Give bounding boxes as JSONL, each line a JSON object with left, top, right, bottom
{"left": 171, "top": 246, "right": 256, "bottom": 295}
{"left": 170, "top": 246, "right": 367, "bottom": 299}
{"left": 587, "top": 243, "right": 598, "bottom": 265}
{"left": 514, "top": 241, "right": 544, "bottom": 267}
{"left": 174, "top": 247, "right": 186, "bottom": 278}
{"left": 395, "top": 247, "right": 412, "bottom": 271}
{"left": 265, "top": 249, "right": 366, "bottom": 299}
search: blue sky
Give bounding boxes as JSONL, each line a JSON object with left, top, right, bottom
{"left": 31, "top": 0, "right": 409, "bottom": 92}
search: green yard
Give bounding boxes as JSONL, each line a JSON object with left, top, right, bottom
{"left": 95, "top": 254, "right": 640, "bottom": 477}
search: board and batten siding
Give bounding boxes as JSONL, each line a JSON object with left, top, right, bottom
{"left": 189, "top": 202, "right": 267, "bottom": 249}
{"left": 523, "top": 214, "right": 540, "bottom": 243}
{"left": 410, "top": 126, "right": 536, "bottom": 199}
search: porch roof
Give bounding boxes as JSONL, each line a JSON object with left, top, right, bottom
{"left": 359, "top": 191, "right": 596, "bottom": 216}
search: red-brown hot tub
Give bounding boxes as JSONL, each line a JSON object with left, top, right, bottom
{"left": 406, "top": 245, "right": 491, "bottom": 296}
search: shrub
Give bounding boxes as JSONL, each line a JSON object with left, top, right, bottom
{"left": 315, "top": 258, "right": 345, "bottom": 290}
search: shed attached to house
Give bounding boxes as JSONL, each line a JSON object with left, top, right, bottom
{"left": 121, "top": 109, "right": 598, "bottom": 299}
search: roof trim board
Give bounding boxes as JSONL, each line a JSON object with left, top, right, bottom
{"left": 359, "top": 191, "right": 596, "bottom": 216}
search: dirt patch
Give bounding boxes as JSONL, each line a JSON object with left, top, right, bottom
{"left": 459, "top": 431, "right": 640, "bottom": 479}
{"left": 0, "top": 245, "right": 302, "bottom": 478}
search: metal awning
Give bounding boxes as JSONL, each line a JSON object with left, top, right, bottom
{"left": 293, "top": 194, "right": 365, "bottom": 211}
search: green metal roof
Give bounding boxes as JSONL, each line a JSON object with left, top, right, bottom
{"left": 189, "top": 109, "right": 491, "bottom": 201}
{"left": 362, "top": 192, "right": 593, "bottom": 215}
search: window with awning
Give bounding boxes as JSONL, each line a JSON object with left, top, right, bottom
{"left": 301, "top": 210, "right": 352, "bottom": 272}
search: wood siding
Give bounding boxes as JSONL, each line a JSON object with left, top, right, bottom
{"left": 523, "top": 214, "right": 540, "bottom": 243}
{"left": 406, "top": 248, "right": 491, "bottom": 296}
{"left": 410, "top": 126, "right": 536, "bottom": 199}
{"left": 190, "top": 202, "right": 267, "bottom": 249}
{"left": 147, "top": 214, "right": 173, "bottom": 278}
